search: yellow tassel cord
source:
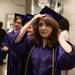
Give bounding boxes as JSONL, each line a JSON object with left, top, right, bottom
{"left": 25, "top": 46, "right": 55, "bottom": 75}
{"left": 52, "top": 48, "right": 54, "bottom": 75}
{"left": 25, "top": 46, "right": 35, "bottom": 75}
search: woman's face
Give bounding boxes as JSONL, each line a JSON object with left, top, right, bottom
{"left": 38, "top": 20, "right": 53, "bottom": 38}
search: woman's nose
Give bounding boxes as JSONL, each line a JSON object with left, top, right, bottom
{"left": 42, "top": 25, "right": 46, "bottom": 29}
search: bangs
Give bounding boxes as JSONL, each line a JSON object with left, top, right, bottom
{"left": 39, "top": 16, "right": 59, "bottom": 29}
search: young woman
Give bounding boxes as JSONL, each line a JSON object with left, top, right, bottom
{"left": 15, "top": 14, "right": 75, "bottom": 75}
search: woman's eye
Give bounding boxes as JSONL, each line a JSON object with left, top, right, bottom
{"left": 39, "top": 23, "right": 43, "bottom": 27}
{"left": 46, "top": 24, "right": 50, "bottom": 26}
{"left": 46, "top": 23, "right": 51, "bottom": 27}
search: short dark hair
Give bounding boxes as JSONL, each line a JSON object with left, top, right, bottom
{"left": 0, "top": 21, "right": 3, "bottom": 28}
{"left": 14, "top": 16, "right": 22, "bottom": 22}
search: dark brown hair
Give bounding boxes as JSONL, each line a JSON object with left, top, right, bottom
{"left": 14, "top": 16, "right": 22, "bottom": 24}
{"left": 32, "top": 16, "right": 59, "bottom": 47}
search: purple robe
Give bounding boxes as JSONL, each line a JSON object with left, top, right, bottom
{"left": 4, "top": 31, "right": 75, "bottom": 75}
{"left": 23, "top": 36, "right": 75, "bottom": 75}
{"left": 3, "top": 31, "right": 28, "bottom": 75}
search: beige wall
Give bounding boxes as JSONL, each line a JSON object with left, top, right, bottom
{"left": 63, "top": 0, "right": 75, "bottom": 44}
{"left": 0, "top": 0, "right": 25, "bottom": 29}
{"left": 63, "top": 0, "right": 75, "bottom": 75}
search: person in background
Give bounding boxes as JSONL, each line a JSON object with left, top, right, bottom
{"left": 2, "top": 14, "right": 34, "bottom": 75}
{"left": 1, "top": 16, "right": 24, "bottom": 75}
{"left": 0, "top": 21, "right": 6, "bottom": 45}
{"left": 0, "top": 21, "right": 6, "bottom": 64}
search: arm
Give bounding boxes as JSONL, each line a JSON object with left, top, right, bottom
{"left": 58, "top": 34, "right": 72, "bottom": 53}
{"left": 57, "top": 33, "right": 75, "bottom": 70}
{"left": 0, "top": 34, "right": 10, "bottom": 53}
{"left": 15, "top": 14, "right": 45, "bottom": 43}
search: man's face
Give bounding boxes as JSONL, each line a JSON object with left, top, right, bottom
{"left": 14, "top": 19, "right": 22, "bottom": 30}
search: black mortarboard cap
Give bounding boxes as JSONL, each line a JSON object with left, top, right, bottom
{"left": 24, "top": 14, "right": 34, "bottom": 24}
{"left": 15, "top": 13, "right": 34, "bottom": 26}
{"left": 40, "top": 6, "right": 69, "bottom": 31}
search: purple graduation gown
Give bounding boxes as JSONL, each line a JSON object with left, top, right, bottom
{"left": 3, "top": 31, "right": 28, "bottom": 75}
{"left": 23, "top": 36, "right": 75, "bottom": 75}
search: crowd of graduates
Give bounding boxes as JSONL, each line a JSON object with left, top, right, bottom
{"left": 0, "top": 6, "right": 75, "bottom": 75}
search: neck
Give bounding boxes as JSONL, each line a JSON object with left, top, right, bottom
{"left": 14, "top": 26, "right": 22, "bottom": 31}
{"left": 42, "top": 39, "right": 47, "bottom": 47}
